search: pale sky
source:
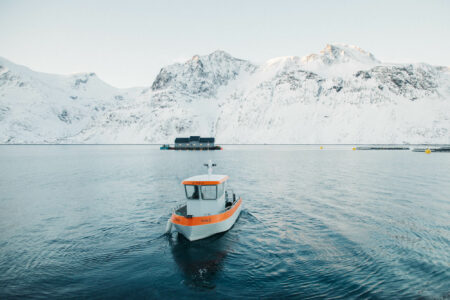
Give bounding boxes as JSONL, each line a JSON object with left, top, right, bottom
{"left": 1, "top": 0, "right": 449, "bottom": 88}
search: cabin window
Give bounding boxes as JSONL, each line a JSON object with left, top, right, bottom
{"left": 201, "top": 185, "right": 217, "bottom": 200}
{"left": 185, "top": 185, "right": 200, "bottom": 200}
{"left": 217, "top": 183, "right": 224, "bottom": 197}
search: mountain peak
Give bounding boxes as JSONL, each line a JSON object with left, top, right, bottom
{"left": 323, "top": 43, "right": 379, "bottom": 62}
{"left": 151, "top": 50, "right": 255, "bottom": 94}
{"left": 207, "top": 50, "right": 233, "bottom": 59}
{"left": 187, "top": 50, "right": 236, "bottom": 64}
{"left": 302, "top": 43, "right": 380, "bottom": 65}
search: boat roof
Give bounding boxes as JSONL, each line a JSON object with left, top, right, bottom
{"left": 182, "top": 174, "right": 229, "bottom": 185}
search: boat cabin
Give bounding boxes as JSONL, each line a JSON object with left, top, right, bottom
{"left": 174, "top": 136, "right": 215, "bottom": 149}
{"left": 182, "top": 174, "right": 229, "bottom": 217}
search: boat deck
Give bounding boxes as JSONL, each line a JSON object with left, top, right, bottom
{"left": 173, "top": 198, "right": 238, "bottom": 217}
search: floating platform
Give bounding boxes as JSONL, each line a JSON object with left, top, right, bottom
{"left": 411, "top": 146, "right": 450, "bottom": 152}
{"left": 434, "top": 147, "right": 450, "bottom": 152}
{"left": 355, "top": 146, "right": 410, "bottom": 151}
{"left": 160, "top": 145, "right": 222, "bottom": 151}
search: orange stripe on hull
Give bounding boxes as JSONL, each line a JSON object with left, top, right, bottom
{"left": 171, "top": 198, "right": 242, "bottom": 226}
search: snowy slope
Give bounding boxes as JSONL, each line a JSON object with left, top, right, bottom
{"left": 0, "top": 56, "right": 141, "bottom": 143}
{"left": 0, "top": 44, "right": 449, "bottom": 144}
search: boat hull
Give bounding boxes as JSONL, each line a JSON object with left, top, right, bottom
{"left": 171, "top": 199, "right": 242, "bottom": 241}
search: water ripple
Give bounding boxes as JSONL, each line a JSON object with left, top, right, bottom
{"left": 0, "top": 146, "right": 449, "bottom": 298}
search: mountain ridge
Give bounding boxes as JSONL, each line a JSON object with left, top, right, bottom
{"left": 1, "top": 44, "right": 449, "bottom": 144}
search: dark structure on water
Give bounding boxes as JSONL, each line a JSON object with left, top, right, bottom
{"left": 161, "top": 136, "right": 221, "bottom": 150}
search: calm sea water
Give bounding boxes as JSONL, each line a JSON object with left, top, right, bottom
{"left": 0, "top": 145, "right": 449, "bottom": 299}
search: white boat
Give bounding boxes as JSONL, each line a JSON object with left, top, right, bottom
{"left": 166, "top": 160, "right": 242, "bottom": 241}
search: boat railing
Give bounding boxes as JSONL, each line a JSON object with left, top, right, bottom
{"left": 225, "top": 189, "right": 235, "bottom": 202}
{"left": 223, "top": 196, "right": 239, "bottom": 212}
{"left": 225, "top": 189, "right": 238, "bottom": 211}
{"left": 172, "top": 203, "right": 186, "bottom": 215}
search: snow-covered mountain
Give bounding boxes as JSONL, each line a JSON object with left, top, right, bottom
{"left": 1, "top": 44, "right": 449, "bottom": 144}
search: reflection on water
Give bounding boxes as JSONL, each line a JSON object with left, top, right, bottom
{"left": 168, "top": 232, "right": 232, "bottom": 289}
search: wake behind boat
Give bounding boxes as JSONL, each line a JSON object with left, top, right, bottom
{"left": 166, "top": 160, "right": 242, "bottom": 241}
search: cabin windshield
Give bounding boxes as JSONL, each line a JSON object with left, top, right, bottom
{"left": 201, "top": 185, "right": 217, "bottom": 200}
{"left": 185, "top": 185, "right": 200, "bottom": 200}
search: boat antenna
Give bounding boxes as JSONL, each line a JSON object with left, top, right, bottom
{"left": 204, "top": 159, "right": 216, "bottom": 175}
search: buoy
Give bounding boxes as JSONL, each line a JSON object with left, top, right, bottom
{"left": 320, "top": 146, "right": 323, "bottom": 150}
{"left": 425, "top": 148, "right": 431, "bottom": 154}
{"left": 352, "top": 147, "right": 356, "bottom": 151}
{"left": 165, "top": 219, "right": 173, "bottom": 234}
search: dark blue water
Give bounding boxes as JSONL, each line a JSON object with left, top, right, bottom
{"left": 0, "top": 145, "right": 449, "bottom": 299}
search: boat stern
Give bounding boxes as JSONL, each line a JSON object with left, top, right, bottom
{"left": 170, "top": 198, "right": 242, "bottom": 241}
